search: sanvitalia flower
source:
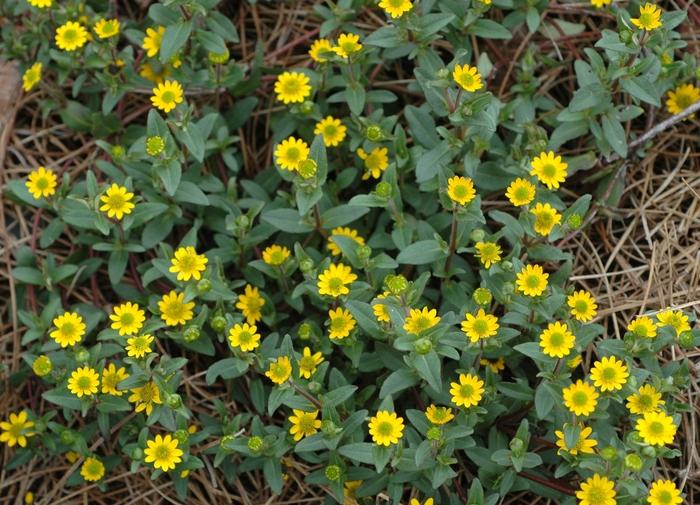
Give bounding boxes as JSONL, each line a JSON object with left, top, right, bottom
{"left": 590, "top": 356, "right": 629, "bottom": 392}
{"left": 410, "top": 499, "right": 434, "bottom": 505}
{"left": 539, "top": 322, "right": 575, "bottom": 358}
{"left": 666, "top": 83, "right": 700, "bottom": 116}
{"left": 358, "top": 147, "right": 389, "bottom": 180}
{"left": 480, "top": 357, "right": 505, "bottom": 373}
{"left": 636, "top": 411, "right": 677, "bottom": 446}
{"left": 26, "top": 166, "right": 57, "bottom": 199}
{"left": 274, "top": 71, "right": 311, "bottom": 104}
{"left": 298, "top": 347, "right": 323, "bottom": 378}
{"left": 27, "top": 0, "right": 52, "bottom": 7}
{"left": 530, "top": 151, "right": 567, "bottom": 189}
{"left": 404, "top": 307, "right": 440, "bottom": 335}
{"left": 22, "top": 63, "right": 42, "bottom": 92}
{"left": 275, "top": 136, "right": 310, "bottom": 171}
{"left": 372, "top": 292, "right": 391, "bottom": 323}
{"left": 139, "top": 62, "right": 171, "bottom": 84}
{"left": 94, "top": 19, "right": 120, "bottom": 39}
{"left": 447, "top": 176, "right": 476, "bottom": 206}
{"left": 50, "top": 311, "right": 85, "bottom": 347}
{"left": 628, "top": 316, "right": 657, "bottom": 338}
{"left": 516, "top": 264, "right": 549, "bottom": 296}
{"left": 568, "top": 290, "right": 598, "bottom": 322}
{"left": 81, "top": 456, "right": 105, "bottom": 481}
{"left": 453, "top": 64, "right": 483, "bottom": 92}
{"left": 309, "top": 38, "right": 333, "bottom": 63}
{"left": 262, "top": 245, "right": 290, "bottom": 266}
{"left": 158, "top": 291, "right": 194, "bottom": 326}
{"left": 142, "top": 26, "right": 165, "bottom": 57}
{"left": 474, "top": 241, "right": 502, "bottom": 268}
{"left": 627, "top": 385, "right": 665, "bottom": 415}
{"left": 656, "top": 309, "right": 691, "bottom": 336}
{"left": 170, "top": 246, "right": 208, "bottom": 281}
{"left": 228, "top": 323, "right": 260, "bottom": 352}
{"left": 236, "top": 284, "right": 265, "bottom": 324}
{"left": 146, "top": 136, "right": 165, "bottom": 156}
{"left": 110, "top": 302, "right": 145, "bottom": 336}
{"left": 67, "top": 367, "right": 100, "bottom": 398}
{"left": 631, "top": 3, "right": 663, "bottom": 31}
{"left": 506, "top": 178, "right": 536, "bottom": 206}
{"left": 576, "top": 474, "right": 616, "bottom": 505}
{"left": 450, "top": 373, "right": 484, "bottom": 408}
{"left": 101, "top": 364, "right": 129, "bottom": 396}
{"left": 647, "top": 480, "right": 683, "bottom": 505}
{"left": 32, "top": 355, "right": 52, "bottom": 377}
{"left": 289, "top": 410, "right": 321, "bottom": 441}
{"left": 563, "top": 380, "right": 599, "bottom": 416}
{"left": 590, "top": 0, "right": 612, "bottom": 8}
{"left": 368, "top": 411, "right": 404, "bottom": 446}
{"left": 125, "top": 334, "right": 155, "bottom": 358}
{"left": 328, "top": 307, "right": 357, "bottom": 339}
{"left": 554, "top": 424, "right": 597, "bottom": 455}
{"left": 99, "top": 183, "right": 134, "bottom": 220}
{"left": 328, "top": 227, "right": 365, "bottom": 256}
{"left": 265, "top": 356, "right": 292, "bottom": 384}
{"left": 318, "top": 263, "right": 357, "bottom": 297}
{"left": 314, "top": 116, "right": 347, "bottom": 147}
{"left": 144, "top": 434, "right": 183, "bottom": 471}
{"left": 0, "top": 411, "right": 35, "bottom": 447}
{"left": 151, "top": 80, "right": 183, "bottom": 113}
{"left": 379, "top": 0, "right": 413, "bottom": 18}
{"left": 461, "top": 309, "right": 499, "bottom": 343}
{"left": 55, "top": 21, "right": 88, "bottom": 51}
{"left": 425, "top": 405, "right": 454, "bottom": 425}
{"left": 128, "top": 382, "right": 162, "bottom": 415}
{"left": 530, "top": 202, "right": 562, "bottom": 236}
{"left": 333, "top": 33, "right": 362, "bottom": 58}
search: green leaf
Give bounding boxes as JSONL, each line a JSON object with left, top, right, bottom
{"left": 396, "top": 240, "right": 446, "bottom": 265}
{"left": 206, "top": 358, "right": 249, "bottom": 385}
{"left": 43, "top": 388, "right": 81, "bottom": 410}
{"left": 467, "top": 19, "right": 512, "bottom": 39}
{"left": 338, "top": 442, "right": 375, "bottom": 464}
{"left": 620, "top": 76, "right": 660, "bottom": 106}
{"left": 160, "top": 21, "right": 193, "bottom": 63}
{"left": 262, "top": 208, "right": 314, "bottom": 233}
{"left": 416, "top": 142, "right": 451, "bottom": 182}
{"left": 12, "top": 267, "right": 44, "bottom": 285}
{"left": 405, "top": 105, "right": 439, "bottom": 148}
{"left": 324, "top": 385, "right": 358, "bottom": 407}
{"left": 601, "top": 115, "right": 627, "bottom": 158}
{"left": 346, "top": 84, "right": 366, "bottom": 116}
{"left": 534, "top": 384, "right": 555, "bottom": 419}
{"left": 413, "top": 351, "right": 442, "bottom": 392}
{"left": 159, "top": 160, "right": 182, "bottom": 196}
{"left": 321, "top": 205, "right": 369, "bottom": 228}
{"left": 108, "top": 249, "right": 128, "bottom": 285}
{"left": 379, "top": 368, "right": 419, "bottom": 398}
{"left": 177, "top": 122, "right": 206, "bottom": 162}
{"left": 97, "top": 396, "right": 132, "bottom": 413}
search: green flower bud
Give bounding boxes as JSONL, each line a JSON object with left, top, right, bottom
{"left": 32, "top": 355, "right": 52, "bottom": 377}
{"left": 74, "top": 347, "right": 90, "bottom": 364}
{"left": 299, "top": 101, "right": 314, "bottom": 115}
{"left": 356, "top": 245, "right": 372, "bottom": 260}
{"left": 501, "top": 282, "right": 515, "bottom": 295}
{"left": 235, "top": 214, "right": 250, "bottom": 229}
{"left": 183, "top": 326, "right": 200, "bottom": 343}
{"left": 695, "top": 67, "right": 700, "bottom": 80}
{"left": 145, "top": 136, "right": 165, "bottom": 156}
{"left": 567, "top": 214, "right": 583, "bottom": 229}
{"left": 426, "top": 426, "right": 442, "bottom": 441}
{"left": 299, "top": 258, "right": 314, "bottom": 273}
{"left": 375, "top": 181, "right": 392, "bottom": 199}
{"left": 324, "top": 464, "right": 342, "bottom": 482}
{"left": 297, "top": 159, "right": 317, "bottom": 179}
{"left": 414, "top": 338, "right": 432, "bottom": 355}
{"left": 500, "top": 260, "right": 514, "bottom": 272}
{"left": 167, "top": 394, "right": 183, "bottom": 409}
{"left": 208, "top": 47, "right": 230, "bottom": 64}
{"left": 437, "top": 68, "right": 450, "bottom": 80}
{"left": 173, "top": 428, "right": 189, "bottom": 444}
{"left": 641, "top": 446, "right": 657, "bottom": 458}
{"left": 131, "top": 447, "right": 143, "bottom": 460}
{"left": 620, "top": 29, "right": 633, "bottom": 44}
{"left": 196, "top": 278, "right": 212, "bottom": 294}
{"left": 365, "top": 124, "right": 384, "bottom": 142}
{"left": 308, "top": 381, "right": 322, "bottom": 394}
{"left": 509, "top": 438, "right": 524, "bottom": 455}
{"left": 321, "top": 420, "right": 339, "bottom": 435}
{"left": 247, "top": 435, "right": 264, "bottom": 453}
{"left": 600, "top": 446, "right": 617, "bottom": 460}
{"left": 678, "top": 331, "right": 695, "bottom": 349}
{"left": 210, "top": 316, "right": 227, "bottom": 333}
{"left": 33, "top": 419, "right": 46, "bottom": 432}
{"left": 385, "top": 274, "right": 409, "bottom": 295}
{"left": 298, "top": 322, "right": 313, "bottom": 340}
{"left": 469, "top": 229, "right": 486, "bottom": 243}
{"left": 111, "top": 145, "right": 126, "bottom": 160}
{"left": 624, "top": 453, "right": 643, "bottom": 471}
{"left": 473, "top": 287, "right": 493, "bottom": 306}
{"left": 60, "top": 430, "right": 75, "bottom": 445}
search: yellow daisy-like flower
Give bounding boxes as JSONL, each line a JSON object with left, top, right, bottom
{"left": 372, "top": 292, "right": 392, "bottom": 323}
{"left": 474, "top": 241, "right": 502, "bottom": 269}
{"left": 26, "top": 166, "right": 57, "bottom": 199}
{"left": 55, "top": 21, "right": 88, "bottom": 51}
{"left": 656, "top": 309, "right": 691, "bottom": 336}
{"left": 309, "top": 38, "right": 334, "bottom": 63}
{"left": 631, "top": 3, "right": 663, "bottom": 31}
{"left": 636, "top": 411, "right": 677, "bottom": 446}
{"left": 265, "top": 356, "right": 292, "bottom": 384}
{"left": 67, "top": 366, "right": 100, "bottom": 398}
{"left": 262, "top": 244, "right": 291, "bottom": 266}
{"left": 144, "top": 434, "right": 183, "bottom": 472}
{"left": 404, "top": 307, "right": 440, "bottom": 335}
{"left": 298, "top": 347, "right": 324, "bottom": 379}
{"left": 358, "top": 147, "right": 389, "bottom": 180}
{"left": 453, "top": 64, "right": 483, "bottom": 92}
{"left": 516, "top": 264, "right": 549, "bottom": 297}
{"left": 590, "top": 0, "right": 612, "bottom": 8}
{"left": 344, "top": 480, "right": 363, "bottom": 504}
{"left": 101, "top": 363, "right": 129, "bottom": 396}
{"left": 314, "top": 116, "right": 347, "bottom": 147}
{"left": 530, "top": 151, "right": 567, "bottom": 190}
{"left": 328, "top": 307, "right": 357, "bottom": 339}
{"left": 379, "top": 0, "right": 413, "bottom": 18}
{"left": 554, "top": 424, "right": 597, "bottom": 456}
{"left": 109, "top": 302, "right": 145, "bottom": 336}
{"left": 274, "top": 71, "right": 311, "bottom": 104}
{"left": 647, "top": 480, "right": 683, "bottom": 505}
{"left": 425, "top": 405, "right": 454, "bottom": 425}
{"left": 539, "top": 322, "right": 575, "bottom": 358}
{"left": 50, "top": 311, "right": 85, "bottom": 348}
{"left": 142, "top": 26, "right": 165, "bottom": 57}
{"left": 666, "top": 83, "right": 700, "bottom": 116}
{"left": 368, "top": 410, "right": 404, "bottom": 446}
{"left": 567, "top": 355, "right": 583, "bottom": 369}
{"left": 151, "top": 79, "right": 184, "bottom": 113}
{"left": 275, "top": 136, "right": 310, "bottom": 171}
{"left": 81, "top": 456, "right": 105, "bottom": 482}
{"left": 318, "top": 263, "right": 357, "bottom": 298}
{"left": 505, "top": 178, "right": 536, "bottom": 206}
{"left": 480, "top": 357, "right": 505, "bottom": 373}
{"left": 289, "top": 409, "right": 321, "bottom": 441}
{"left": 530, "top": 202, "right": 562, "bottom": 236}
{"left": 139, "top": 62, "right": 171, "bottom": 84}
{"left": 236, "top": 284, "right": 265, "bottom": 324}
{"left": 333, "top": 33, "right": 362, "bottom": 58}
{"left": 170, "top": 246, "right": 208, "bottom": 281}
{"left": 627, "top": 384, "right": 665, "bottom": 415}
{"left": 27, "top": 0, "right": 52, "bottom": 7}
{"left": 590, "top": 356, "right": 629, "bottom": 392}
{"left": 22, "top": 63, "right": 42, "bottom": 92}
{"left": 328, "top": 227, "right": 365, "bottom": 256}
{"left": 32, "top": 355, "right": 52, "bottom": 377}
{"left": 576, "top": 474, "right": 616, "bottom": 505}
{"left": 461, "top": 308, "right": 499, "bottom": 343}
{"left": 628, "top": 316, "right": 657, "bottom": 338}
{"left": 447, "top": 176, "right": 476, "bottom": 206}
{"left": 450, "top": 373, "right": 485, "bottom": 408}
{"left": 125, "top": 334, "right": 155, "bottom": 358}
{"left": 568, "top": 290, "right": 598, "bottom": 322}
{"left": 0, "top": 411, "right": 35, "bottom": 448}
{"left": 228, "top": 323, "right": 261, "bottom": 352}
{"left": 410, "top": 499, "right": 434, "bottom": 505}
{"left": 94, "top": 18, "right": 120, "bottom": 39}
{"left": 128, "top": 382, "right": 162, "bottom": 416}
{"left": 158, "top": 291, "right": 195, "bottom": 326}
{"left": 562, "top": 380, "right": 599, "bottom": 416}
{"left": 99, "top": 183, "right": 135, "bottom": 220}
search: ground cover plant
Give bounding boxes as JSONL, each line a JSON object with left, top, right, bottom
{"left": 1, "top": 0, "right": 699, "bottom": 503}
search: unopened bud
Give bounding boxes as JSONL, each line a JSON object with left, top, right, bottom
{"left": 247, "top": 436, "right": 264, "bottom": 453}
{"left": 414, "top": 338, "right": 432, "bottom": 354}
{"left": 210, "top": 316, "right": 227, "bottom": 333}
{"left": 184, "top": 326, "right": 200, "bottom": 343}
{"left": 375, "top": 181, "right": 392, "bottom": 198}
{"left": 356, "top": 245, "right": 372, "bottom": 260}
{"left": 74, "top": 347, "right": 90, "bottom": 364}
{"left": 196, "top": 278, "right": 212, "bottom": 294}
{"left": 146, "top": 136, "right": 165, "bottom": 156}
{"left": 385, "top": 274, "right": 409, "bottom": 295}
{"left": 298, "top": 322, "right": 313, "bottom": 340}
{"left": 426, "top": 426, "right": 442, "bottom": 441}
{"left": 567, "top": 214, "right": 583, "bottom": 229}
{"left": 365, "top": 125, "right": 384, "bottom": 142}
{"left": 298, "top": 159, "right": 317, "bottom": 179}
{"left": 473, "top": 287, "right": 492, "bottom": 306}
{"left": 167, "top": 394, "right": 183, "bottom": 409}
{"left": 208, "top": 47, "right": 230, "bottom": 64}
{"left": 469, "top": 229, "right": 486, "bottom": 243}
{"left": 33, "top": 355, "right": 52, "bottom": 377}
{"left": 325, "top": 464, "right": 342, "bottom": 481}
{"left": 299, "top": 258, "right": 314, "bottom": 273}
{"left": 624, "top": 453, "right": 643, "bottom": 471}
{"left": 600, "top": 446, "right": 617, "bottom": 460}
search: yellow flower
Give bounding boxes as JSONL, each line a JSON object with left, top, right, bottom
{"left": 67, "top": 366, "right": 100, "bottom": 398}
{"left": 368, "top": 410, "right": 404, "bottom": 446}
{"left": 94, "top": 18, "right": 120, "bottom": 39}
{"left": 590, "top": 0, "right": 612, "bottom": 7}
{"left": 379, "top": 0, "right": 413, "bottom": 18}
{"left": 228, "top": 323, "right": 261, "bottom": 352}
{"left": 328, "top": 307, "right": 357, "bottom": 339}
{"left": 27, "top": 0, "right": 52, "bottom": 7}
{"left": 125, "top": 334, "right": 155, "bottom": 358}
{"left": 656, "top": 309, "right": 691, "bottom": 336}
{"left": 328, "top": 227, "right": 365, "bottom": 256}
{"left": 562, "top": 380, "right": 599, "bottom": 416}
{"left": 298, "top": 347, "right": 324, "bottom": 379}
{"left": 170, "top": 246, "right": 208, "bottom": 281}
{"left": 453, "top": 64, "right": 483, "bottom": 92}
{"left": 55, "top": 21, "right": 88, "bottom": 51}
{"left": 101, "top": 363, "right": 129, "bottom": 396}
{"left": 139, "top": 62, "right": 171, "bottom": 84}
{"left": 647, "top": 479, "right": 683, "bottom": 505}
{"left": 109, "top": 301, "right": 145, "bottom": 336}
{"left": 516, "top": 264, "right": 549, "bottom": 297}
{"left": 142, "top": 26, "right": 165, "bottom": 57}
{"left": 404, "top": 307, "right": 440, "bottom": 335}
{"left": 318, "top": 263, "right": 357, "bottom": 298}
{"left": 425, "top": 405, "right": 454, "bottom": 425}
{"left": 450, "top": 373, "right": 484, "bottom": 408}
{"left": 236, "top": 284, "right": 265, "bottom": 324}
{"left": 24, "top": 492, "right": 34, "bottom": 505}
{"left": 32, "top": 355, "right": 52, "bottom": 377}
{"left": 530, "top": 151, "right": 567, "bottom": 190}
{"left": 539, "top": 322, "right": 575, "bottom": 358}
{"left": 128, "top": 382, "right": 162, "bottom": 416}
{"left": 358, "top": 147, "right": 389, "bottom": 180}
{"left": 474, "top": 241, "right": 502, "bottom": 269}
{"left": 554, "top": 424, "right": 597, "bottom": 455}
{"left": 274, "top": 71, "right": 311, "bottom": 104}
{"left": 26, "top": 166, "right": 57, "bottom": 199}
{"left": 631, "top": 3, "right": 663, "bottom": 31}
{"left": 461, "top": 308, "right": 499, "bottom": 343}
{"left": 567, "top": 355, "right": 583, "bottom": 369}
{"left": 636, "top": 411, "right": 677, "bottom": 446}
{"left": 530, "top": 202, "right": 562, "bottom": 236}
{"left": 275, "top": 136, "right": 310, "bottom": 171}
{"left": 158, "top": 291, "right": 195, "bottom": 326}
{"left": 0, "top": 411, "right": 35, "bottom": 447}
{"left": 265, "top": 356, "right": 292, "bottom": 384}
{"left": 372, "top": 292, "right": 391, "bottom": 323}
{"left": 144, "top": 434, "right": 183, "bottom": 472}
{"left": 505, "top": 178, "right": 536, "bottom": 206}
{"left": 151, "top": 79, "right": 184, "bottom": 113}
{"left": 480, "top": 357, "right": 505, "bottom": 373}
{"left": 81, "top": 456, "right": 105, "bottom": 482}
{"left": 99, "top": 183, "right": 135, "bottom": 220}
{"left": 666, "top": 83, "right": 700, "bottom": 116}
{"left": 627, "top": 384, "right": 665, "bottom": 415}
{"left": 66, "top": 451, "right": 80, "bottom": 463}
{"left": 22, "top": 63, "right": 42, "bottom": 92}
{"left": 344, "top": 480, "right": 363, "bottom": 504}
{"left": 333, "top": 33, "right": 362, "bottom": 58}
{"left": 262, "top": 244, "right": 291, "bottom": 266}
{"left": 289, "top": 409, "right": 321, "bottom": 441}
{"left": 576, "top": 474, "right": 616, "bottom": 505}
{"left": 628, "top": 316, "right": 657, "bottom": 338}
{"left": 447, "top": 176, "right": 476, "bottom": 206}
{"left": 568, "top": 290, "right": 598, "bottom": 322}
{"left": 314, "top": 116, "right": 347, "bottom": 147}
{"left": 309, "top": 38, "right": 334, "bottom": 63}
{"left": 50, "top": 311, "right": 85, "bottom": 347}
{"left": 410, "top": 499, "right": 434, "bottom": 505}
{"left": 590, "top": 356, "right": 629, "bottom": 392}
